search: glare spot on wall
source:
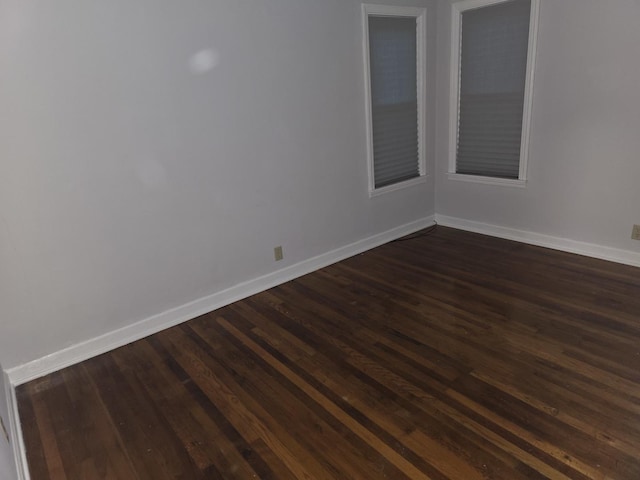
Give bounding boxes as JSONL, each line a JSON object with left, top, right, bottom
{"left": 188, "top": 48, "right": 220, "bottom": 74}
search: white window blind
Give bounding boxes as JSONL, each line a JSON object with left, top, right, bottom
{"left": 456, "top": 0, "right": 531, "bottom": 179}
{"left": 368, "top": 16, "right": 420, "bottom": 189}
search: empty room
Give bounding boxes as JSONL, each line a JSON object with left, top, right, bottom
{"left": 1, "top": 0, "right": 639, "bottom": 478}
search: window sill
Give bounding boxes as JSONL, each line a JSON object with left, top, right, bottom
{"left": 447, "top": 173, "right": 527, "bottom": 188}
{"left": 369, "top": 175, "right": 427, "bottom": 197}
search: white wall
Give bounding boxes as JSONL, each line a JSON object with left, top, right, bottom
{"left": 0, "top": 0, "right": 436, "bottom": 371}
{"left": 435, "top": 0, "right": 640, "bottom": 255}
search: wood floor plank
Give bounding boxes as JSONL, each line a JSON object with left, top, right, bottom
{"left": 16, "top": 227, "right": 640, "bottom": 479}
{"left": 156, "top": 325, "right": 332, "bottom": 480}
{"left": 185, "top": 317, "right": 406, "bottom": 480}
{"left": 64, "top": 366, "right": 140, "bottom": 480}
{"left": 144, "top": 335, "right": 275, "bottom": 479}
{"left": 228, "top": 305, "right": 529, "bottom": 480}
{"left": 86, "top": 354, "right": 196, "bottom": 480}
{"left": 25, "top": 387, "right": 63, "bottom": 480}
{"left": 255, "top": 285, "right": 586, "bottom": 479}
{"left": 216, "top": 316, "right": 434, "bottom": 480}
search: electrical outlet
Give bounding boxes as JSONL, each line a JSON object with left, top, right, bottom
{"left": 274, "top": 246, "right": 283, "bottom": 261}
{"left": 633, "top": 225, "right": 640, "bottom": 241}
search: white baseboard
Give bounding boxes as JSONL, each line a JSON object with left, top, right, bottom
{"left": 4, "top": 371, "right": 29, "bottom": 480}
{"left": 436, "top": 215, "right": 640, "bottom": 268}
{"left": 6, "top": 216, "right": 435, "bottom": 387}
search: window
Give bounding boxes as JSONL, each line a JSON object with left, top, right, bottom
{"left": 449, "top": 0, "right": 538, "bottom": 186}
{"left": 363, "top": 4, "right": 426, "bottom": 195}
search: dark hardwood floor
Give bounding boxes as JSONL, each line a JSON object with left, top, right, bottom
{"left": 17, "top": 227, "right": 640, "bottom": 479}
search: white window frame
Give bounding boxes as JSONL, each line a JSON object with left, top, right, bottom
{"left": 448, "top": 0, "right": 539, "bottom": 187}
{"left": 362, "top": 4, "right": 427, "bottom": 197}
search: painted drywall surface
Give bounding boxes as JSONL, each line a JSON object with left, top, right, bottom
{"left": 0, "top": 446, "right": 15, "bottom": 480}
{"left": 435, "top": 0, "right": 640, "bottom": 251}
{"left": 0, "top": 0, "right": 436, "bottom": 369}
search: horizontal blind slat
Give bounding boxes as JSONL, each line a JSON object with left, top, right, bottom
{"left": 371, "top": 102, "right": 419, "bottom": 188}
